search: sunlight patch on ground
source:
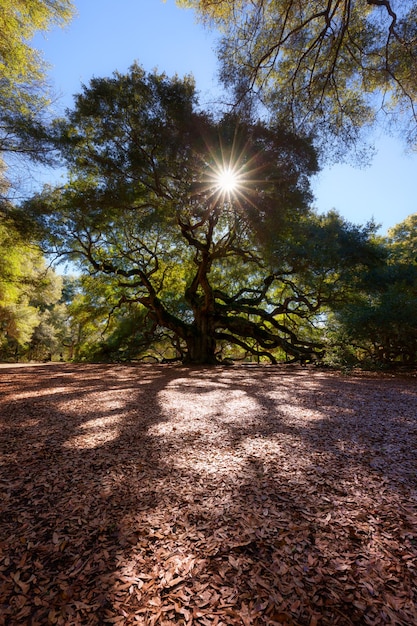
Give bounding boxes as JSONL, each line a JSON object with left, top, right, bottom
{"left": 240, "top": 434, "right": 300, "bottom": 459}
{"left": 153, "top": 383, "right": 261, "bottom": 476}
{"left": 172, "top": 449, "right": 247, "bottom": 476}
{"left": 16, "top": 418, "right": 41, "bottom": 429}
{"left": 57, "top": 393, "right": 125, "bottom": 417}
{"left": 63, "top": 414, "right": 122, "bottom": 449}
{"left": 157, "top": 384, "right": 260, "bottom": 427}
{"left": 79, "top": 415, "right": 121, "bottom": 430}
{"left": 10, "top": 386, "right": 72, "bottom": 400}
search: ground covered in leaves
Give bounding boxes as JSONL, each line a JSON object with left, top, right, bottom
{"left": 0, "top": 364, "right": 416, "bottom": 625}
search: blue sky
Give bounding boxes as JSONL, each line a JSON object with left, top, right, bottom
{"left": 34, "top": 0, "right": 417, "bottom": 234}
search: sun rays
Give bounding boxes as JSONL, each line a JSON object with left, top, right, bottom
{"left": 215, "top": 166, "right": 241, "bottom": 195}
{"left": 201, "top": 143, "right": 265, "bottom": 211}
{"left": 204, "top": 154, "right": 248, "bottom": 205}
{"left": 187, "top": 120, "right": 275, "bottom": 219}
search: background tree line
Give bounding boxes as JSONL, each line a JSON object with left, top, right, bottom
{"left": 0, "top": 1, "right": 416, "bottom": 367}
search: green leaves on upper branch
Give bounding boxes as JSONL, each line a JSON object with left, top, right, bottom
{"left": 179, "top": 0, "right": 417, "bottom": 157}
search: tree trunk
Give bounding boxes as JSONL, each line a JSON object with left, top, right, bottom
{"left": 184, "top": 316, "right": 218, "bottom": 364}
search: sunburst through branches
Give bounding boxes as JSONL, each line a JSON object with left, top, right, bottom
{"left": 202, "top": 146, "right": 261, "bottom": 210}
{"left": 191, "top": 123, "right": 280, "bottom": 214}
{"left": 215, "top": 166, "right": 241, "bottom": 195}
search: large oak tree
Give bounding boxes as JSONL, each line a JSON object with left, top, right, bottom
{"left": 27, "top": 65, "right": 380, "bottom": 364}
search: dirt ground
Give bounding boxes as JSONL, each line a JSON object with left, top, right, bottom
{"left": 0, "top": 363, "right": 416, "bottom": 625}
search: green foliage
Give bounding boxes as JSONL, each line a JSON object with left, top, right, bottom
{"left": 329, "top": 213, "right": 417, "bottom": 367}
{"left": 0, "top": 0, "right": 75, "bottom": 195}
{"left": 0, "top": 211, "right": 64, "bottom": 360}
{"left": 0, "top": 0, "right": 74, "bottom": 87}
{"left": 387, "top": 214, "right": 417, "bottom": 263}
{"left": 178, "top": 0, "right": 417, "bottom": 157}
{"left": 25, "top": 66, "right": 385, "bottom": 364}
{"left": 56, "top": 275, "right": 173, "bottom": 363}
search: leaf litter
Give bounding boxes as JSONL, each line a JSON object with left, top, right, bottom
{"left": 0, "top": 363, "right": 416, "bottom": 625}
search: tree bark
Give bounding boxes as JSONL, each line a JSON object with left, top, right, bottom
{"left": 183, "top": 314, "right": 218, "bottom": 364}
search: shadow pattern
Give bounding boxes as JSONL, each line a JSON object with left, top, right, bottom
{"left": 0, "top": 363, "right": 416, "bottom": 625}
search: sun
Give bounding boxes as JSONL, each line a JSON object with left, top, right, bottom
{"left": 215, "top": 166, "right": 241, "bottom": 195}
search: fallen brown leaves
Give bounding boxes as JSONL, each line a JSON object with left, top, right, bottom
{"left": 0, "top": 363, "right": 416, "bottom": 625}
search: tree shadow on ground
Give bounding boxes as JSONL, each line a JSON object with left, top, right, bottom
{"left": 0, "top": 364, "right": 416, "bottom": 625}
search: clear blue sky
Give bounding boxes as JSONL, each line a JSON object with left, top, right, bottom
{"left": 34, "top": 0, "right": 417, "bottom": 234}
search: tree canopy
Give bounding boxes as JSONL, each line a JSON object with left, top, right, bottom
{"left": 178, "top": 0, "right": 417, "bottom": 158}
{"left": 24, "top": 65, "right": 385, "bottom": 365}
{"left": 0, "top": 0, "right": 73, "bottom": 84}
{"left": 0, "top": 4, "right": 414, "bottom": 368}
{"left": 327, "top": 212, "right": 417, "bottom": 367}
{"left": 0, "top": 208, "right": 63, "bottom": 360}
{"left": 0, "top": 0, "right": 75, "bottom": 198}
